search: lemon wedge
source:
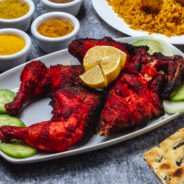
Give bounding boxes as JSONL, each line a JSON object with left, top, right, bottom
{"left": 80, "top": 65, "right": 107, "bottom": 89}
{"left": 83, "top": 46, "right": 127, "bottom": 71}
{"left": 100, "top": 55, "right": 122, "bottom": 83}
{"left": 81, "top": 46, "right": 127, "bottom": 89}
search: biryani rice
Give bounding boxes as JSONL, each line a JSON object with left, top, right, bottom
{"left": 107, "top": 0, "right": 184, "bottom": 36}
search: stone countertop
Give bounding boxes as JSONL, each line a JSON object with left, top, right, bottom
{"left": 0, "top": 0, "right": 184, "bottom": 184}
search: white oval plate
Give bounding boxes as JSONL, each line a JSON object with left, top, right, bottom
{"left": 92, "top": 0, "right": 184, "bottom": 45}
{"left": 0, "top": 36, "right": 183, "bottom": 164}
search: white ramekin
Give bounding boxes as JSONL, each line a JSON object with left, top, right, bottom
{"left": 31, "top": 12, "right": 80, "bottom": 53}
{"left": 0, "top": 29, "right": 32, "bottom": 72}
{"left": 41, "top": 0, "right": 83, "bottom": 16}
{"left": 0, "top": 0, "right": 35, "bottom": 31}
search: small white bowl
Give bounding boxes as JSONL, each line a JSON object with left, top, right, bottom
{"left": 31, "top": 12, "right": 80, "bottom": 53}
{"left": 0, "top": 29, "right": 31, "bottom": 72}
{"left": 0, "top": 0, "right": 35, "bottom": 31}
{"left": 41, "top": 0, "right": 83, "bottom": 16}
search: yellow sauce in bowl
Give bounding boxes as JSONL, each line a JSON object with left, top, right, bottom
{"left": 0, "top": 34, "right": 26, "bottom": 56}
{"left": 0, "top": 0, "right": 29, "bottom": 19}
{"left": 38, "top": 19, "right": 74, "bottom": 38}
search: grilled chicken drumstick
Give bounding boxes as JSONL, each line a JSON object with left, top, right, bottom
{"left": 5, "top": 63, "right": 84, "bottom": 116}
{"left": 5, "top": 61, "right": 50, "bottom": 116}
{"left": 0, "top": 85, "right": 102, "bottom": 152}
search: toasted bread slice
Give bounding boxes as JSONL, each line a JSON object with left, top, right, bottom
{"left": 144, "top": 128, "right": 184, "bottom": 184}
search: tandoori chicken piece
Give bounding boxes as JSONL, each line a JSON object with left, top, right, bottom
{"left": 51, "top": 85, "right": 103, "bottom": 123}
{"left": 98, "top": 49, "right": 184, "bottom": 136}
{"left": 1, "top": 77, "right": 102, "bottom": 152}
{"left": 124, "top": 47, "right": 184, "bottom": 96}
{"left": 98, "top": 73, "right": 164, "bottom": 136}
{"left": 68, "top": 37, "right": 135, "bottom": 63}
{"left": 5, "top": 61, "right": 50, "bottom": 116}
{"left": 0, "top": 120, "right": 85, "bottom": 153}
{"left": 49, "top": 64, "right": 83, "bottom": 92}
{"left": 151, "top": 53, "right": 184, "bottom": 99}
{"left": 98, "top": 48, "right": 184, "bottom": 136}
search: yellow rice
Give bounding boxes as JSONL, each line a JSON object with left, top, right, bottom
{"left": 107, "top": 0, "right": 184, "bottom": 36}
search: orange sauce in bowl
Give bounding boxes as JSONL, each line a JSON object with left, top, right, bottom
{"left": 38, "top": 19, "right": 74, "bottom": 38}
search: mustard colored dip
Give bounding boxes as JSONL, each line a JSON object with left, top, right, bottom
{"left": 0, "top": 34, "right": 26, "bottom": 56}
{"left": 0, "top": 0, "right": 29, "bottom": 19}
{"left": 38, "top": 19, "right": 74, "bottom": 38}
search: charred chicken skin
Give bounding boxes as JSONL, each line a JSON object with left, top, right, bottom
{"left": 5, "top": 61, "right": 50, "bottom": 116}
{"left": 49, "top": 65, "right": 83, "bottom": 92}
{"left": 98, "top": 73, "right": 164, "bottom": 136}
{"left": 68, "top": 37, "right": 134, "bottom": 63}
{"left": 69, "top": 38, "right": 184, "bottom": 136}
{"left": 0, "top": 37, "right": 184, "bottom": 152}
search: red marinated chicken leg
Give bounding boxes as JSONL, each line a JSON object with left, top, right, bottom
{"left": 0, "top": 72, "right": 102, "bottom": 152}
{"left": 5, "top": 62, "right": 84, "bottom": 116}
{"left": 0, "top": 119, "right": 85, "bottom": 153}
{"left": 5, "top": 61, "right": 50, "bottom": 116}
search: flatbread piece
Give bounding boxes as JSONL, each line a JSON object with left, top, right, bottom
{"left": 144, "top": 128, "right": 184, "bottom": 184}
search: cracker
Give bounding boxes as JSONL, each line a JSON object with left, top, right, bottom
{"left": 144, "top": 128, "right": 184, "bottom": 184}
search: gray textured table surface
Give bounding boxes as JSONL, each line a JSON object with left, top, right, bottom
{"left": 0, "top": 0, "right": 184, "bottom": 184}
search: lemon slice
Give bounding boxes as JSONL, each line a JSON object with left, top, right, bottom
{"left": 80, "top": 65, "right": 107, "bottom": 89}
{"left": 81, "top": 46, "right": 128, "bottom": 89}
{"left": 100, "top": 55, "right": 122, "bottom": 83}
{"left": 83, "top": 46, "right": 127, "bottom": 71}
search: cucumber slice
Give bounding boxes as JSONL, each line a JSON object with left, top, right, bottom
{"left": 132, "top": 39, "right": 173, "bottom": 56}
{"left": 0, "top": 141, "right": 38, "bottom": 158}
{"left": 0, "top": 115, "right": 25, "bottom": 127}
{"left": 0, "top": 116, "right": 38, "bottom": 158}
{"left": 163, "top": 100, "right": 184, "bottom": 114}
{"left": 170, "top": 85, "right": 184, "bottom": 101}
{"left": 0, "top": 89, "right": 15, "bottom": 114}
